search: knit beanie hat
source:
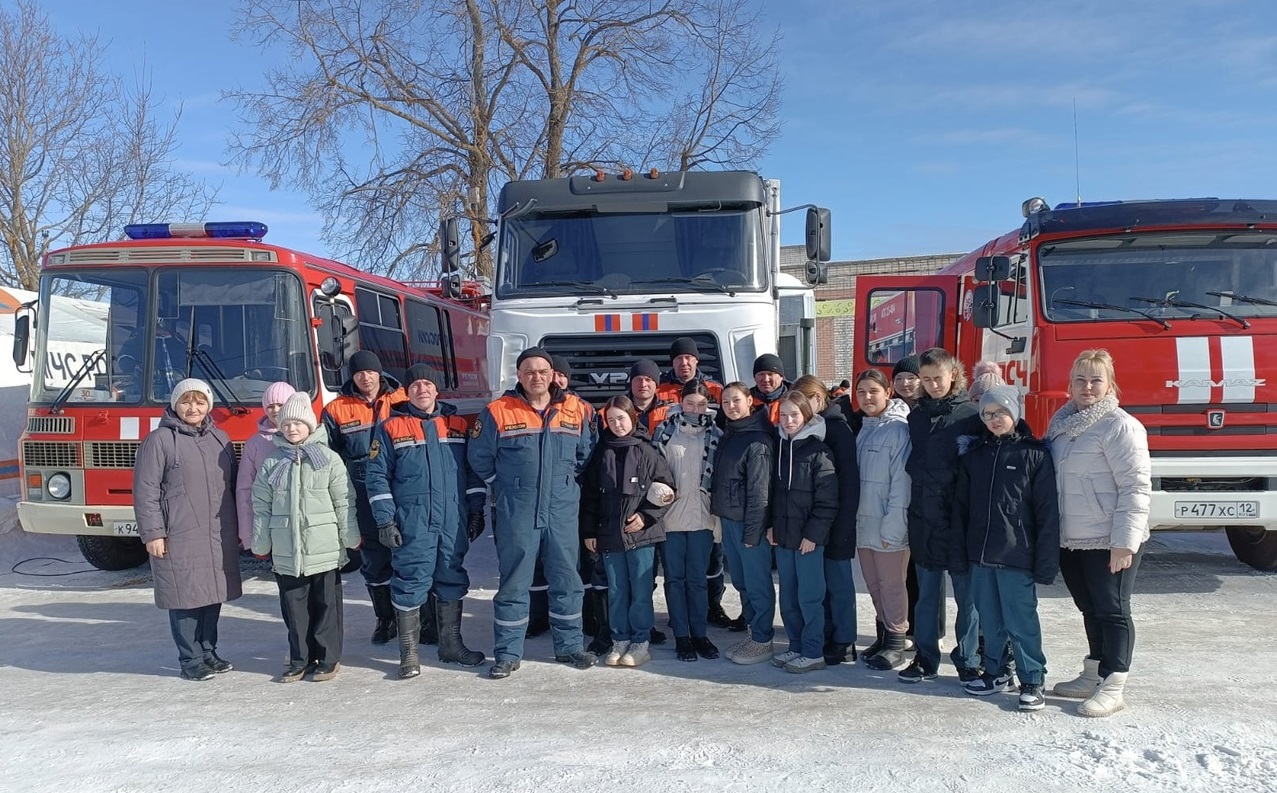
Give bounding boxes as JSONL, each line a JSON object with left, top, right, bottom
{"left": 892, "top": 354, "right": 921, "bottom": 378}
{"left": 170, "top": 378, "right": 213, "bottom": 413}
{"left": 551, "top": 355, "right": 572, "bottom": 377}
{"left": 753, "top": 353, "right": 785, "bottom": 376}
{"left": 669, "top": 337, "right": 700, "bottom": 360}
{"left": 262, "top": 381, "right": 296, "bottom": 410}
{"left": 349, "top": 350, "right": 382, "bottom": 375}
{"left": 516, "top": 347, "right": 553, "bottom": 369}
{"left": 969, "top": 372, "right": 1004, "bottom": 402}
{"left": 979, "top": 385, "right": 1021, "bottom": 424}
{"left": 403, "top": 364, "right": 437, "bottom": 388}
{"left": 629, "top": 358, "right": 661, "bottom": 383}
{"left": 277, "top": 392, "right": 318, "bottom": 431}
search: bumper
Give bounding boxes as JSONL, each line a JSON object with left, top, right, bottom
{"left": 1150, "top": 456, "right": 1276, "bottom": 531}
{"left": 17, "top": 502, "right": 137, "bottom": 536}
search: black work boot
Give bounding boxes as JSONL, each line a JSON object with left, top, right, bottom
{"left": 436, "top": 599, "right": 485, "bottom": 667}
{"left": 419, "top": 591, "right": 438, "bottom": 645}
{"left": 586, "top": 590, "right": 613, "bottom": 656}
{"left": 865, "top": 631, "right": 908, "bottom": 671}
{"left": 368, "top": 585, "right": 398, "bottom": 645}
{"left": 396, "top": 608, "right": 421, "bottom": 679}
{"left": 861, "top": 620, "right": 886, "bottom": 663}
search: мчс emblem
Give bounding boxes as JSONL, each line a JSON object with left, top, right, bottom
{"left": 368, "top": 439, "right": 380, "bottom": 459}
{"left": 469, "top": 417, "right": 482, "bottom": 439}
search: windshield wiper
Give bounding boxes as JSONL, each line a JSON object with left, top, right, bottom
{"left": 1207, "top": 290, "right": 1277, "bottom": 308}
{"left": 529, "top": 280, "right": 618, "bottom": 299}
{"left": 189, "top": 348, "right": 249, "bottom": 416}
{"left": 1130, "top": 296, "right": 1250, "bottom": 329}
{"left": 631, "top": 276, "right": 738, "bottom": 297}
{"left": 49, "top": 349, "right": 107, "bottom": 414}
{"left": 1054, "top": 299, "right": 1172, "bottom": 330}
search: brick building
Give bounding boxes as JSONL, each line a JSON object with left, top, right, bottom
{"left": 780, "top": 246, "right": 962, "bottom": 384}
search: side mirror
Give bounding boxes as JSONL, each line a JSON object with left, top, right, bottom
{"left": 12, "top": 311, "right": 30, "bottom": 371}
{"left": 975, "top": 255, "right": 1012, "bottom": 282}
{"left": 804, "top": 260, "right": 828, "bottom": 285}
{"left": 439, "top": 218, "right": 461, "bottom": 275}
{"left": 971, "top": 283, "right": 1001, "bottom": 328}
{"left": 805, "top": 207, "right": 831, "bottom": 262}
{"left": 441, "top": 272, "right": 461, "bottom": 300}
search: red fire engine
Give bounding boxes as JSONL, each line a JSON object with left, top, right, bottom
{"left": 13, "top": 222, "right": 490, "bottom": 571}
{"left": 853, "top": 198, "right": 1277, "bottom": 571}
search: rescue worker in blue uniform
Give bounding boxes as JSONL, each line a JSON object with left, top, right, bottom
{"left": 468, "top": 347, "right": 597, "bottom": 679}
{"left": 320, "top": 349, "right": 407, "bottom": 645}
{"left": 365, "top": 364, "right": 488, "bottom": 679}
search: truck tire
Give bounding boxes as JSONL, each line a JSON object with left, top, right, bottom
{"left": 76, "top": 535, "right": 149, "bottom": 571}
{"left": 1225, "top": 526, "right": 1277, "bottom": 572}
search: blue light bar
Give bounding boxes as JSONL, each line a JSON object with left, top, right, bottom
{"left": 123, "top": 221, "right": 268, "bottom": 240}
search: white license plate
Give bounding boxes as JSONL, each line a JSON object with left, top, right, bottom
{"left": 1174, "top": 501, "right": 1259, "bottom": 519}
{"left": 113, "top": 521, "right": 140, "bottom": 537}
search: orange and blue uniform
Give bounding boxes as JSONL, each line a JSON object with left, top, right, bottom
{"left": 467, "top": 385, "right": 595, "bottom": 663}
{"left": 656, "top": 370, "right": 724, "bottom": 405}
{"left": 750, "top": 382, "right": 792, "bottom": 426}
{"left": 365, "top": 401, "right": 484, "bottom": 609}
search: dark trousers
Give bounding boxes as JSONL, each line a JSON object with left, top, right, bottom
{"left": 971, "top": 565, "right": 1047, "bottom": 685}
{"left": 275, "top": 569, "right": 344, "bottom": 668}
{"left": 354, "top": 482, "right": 393, "bottom": 586}
{"left": 168, "top": 604, "right": 221, "bottom": 674}
{"left": 1059, "top": 547, "right": 1144, "bottom": 677}
{"left": 664, "top": 530, "right": 714, "bottom": 639}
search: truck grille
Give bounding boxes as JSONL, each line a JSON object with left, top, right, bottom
{"left": 86, "top": 442, "right": 139, "bottom": 469}
{"left": 539, "top": 332, "right": 721, "bottom": 405}
{"left": 22, "top": 442, "right": 81, "bottom": 468}
{"left": 1159, "top": 476, "right": 1266, "bottom": 492}
{"left": 26, "top": 416, "right": 75, "bottom": 434}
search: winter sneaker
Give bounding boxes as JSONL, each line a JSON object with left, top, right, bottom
{"left": 180, "top": 664, "right": 215, "bottom": 682}
{"left": 278, "top": 663, "right": 307, "bottom": 683}
{"left": 957, "top": 666, "right": 984, "bottom": 685}
{"left": 619, "top": 641, "right": 651, "bottom": 667}
{"left": 964, "top": 671, "right": 1012, "bottom": 696}
{"left": 649, "top": 628, "right": 667, "bottom": 646}
{"left": 488, "top": 659, "right": 520, "bottom": 679}
{"left": 555, "top": 650, "right": 598, "bottom": 669}
{"left": 1018, "top": 683, "right": 1046, "bottom": 711}
{"left": 898, "top": 657, "right": 938, "bottom": 683}
{"left": 784, "top": 656, "right": 827, "bottom": 674}
{"left": 311, "top": 662, "right": 340, "bottom": 682}
{"left": 604, "top": 641, "right": 631, "bottom": 667}
{"left": 675, "top": 638, "right": 698, "bottom": 662}
{"left": 729, "top": 639, "right": 774, "bottom": 666}
{"left": 692, "top": 637, "right": 720, "bottom": 660}
{"left": 206, "top": 654, "right": 234, "bottom": 674}
{"left": 772, "top": 650, "right": 802, "bottom": 669}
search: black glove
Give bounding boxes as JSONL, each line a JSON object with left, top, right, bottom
{"left": 378, "top": 522, "right": 402, "bottom": 549}
{"left": 466, "top": 512, "right": 485, "bottom": 542}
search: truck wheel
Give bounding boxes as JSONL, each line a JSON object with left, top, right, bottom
{"left": 76, "top": 535, "right": 149, "bottom": 571}
{"left": 1224, "top": 526, "right": 1277, "bottom": 572}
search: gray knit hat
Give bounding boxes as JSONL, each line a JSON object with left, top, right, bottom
{"left": 277, "top": 392, "right": 318, "bottom": 431}
{"left": 979, "top": 385, "right": 1021, "bottom": 424}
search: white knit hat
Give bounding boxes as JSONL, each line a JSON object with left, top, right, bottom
{"left": 170, "top": 378, "right": 213, "bottom": 413}
{"left": 277, "top": 392, "right": 317, "bottom": 432}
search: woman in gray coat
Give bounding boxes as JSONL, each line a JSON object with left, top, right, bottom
{"left": 134, "top": 378, "right": 242, "bottom": 681}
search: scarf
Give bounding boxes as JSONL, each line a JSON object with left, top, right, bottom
{"left": 650, "top": 412, "right": 719, "bottom": 492}
{"left": 268, "top": 442, "right": 331, "bottom": 487}
{"left": 1047, "top": 395, "right": 1120, "bottom": 440}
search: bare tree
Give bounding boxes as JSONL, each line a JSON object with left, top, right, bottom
{"left": 0, "top": 1, "right": 217, "bottom": 291}
{"left": 228, "top": 0, "right": 781, "bottom": 279}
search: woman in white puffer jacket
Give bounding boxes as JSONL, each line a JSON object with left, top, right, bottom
{"left": 1047, "top": 349, "right": 1151, "bottom": 718}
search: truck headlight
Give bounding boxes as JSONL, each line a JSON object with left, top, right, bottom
{"left": 46, "top": 472, "right": 71, "bottom": 501}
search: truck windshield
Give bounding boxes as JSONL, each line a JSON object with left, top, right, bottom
{"left": 32, "top": 267, "right": 314, "bottom": 406}
{"left": 1039, "top": 232, "right": 1277, "bottom": 323}
{"left": 496, "top": 209, "right": 763, "bottom": 299}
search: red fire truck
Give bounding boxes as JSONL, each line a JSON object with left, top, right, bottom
{"left": 853, "top": 198, "right": 1277, "bottom": 571}
{"left": 13, "top": 222, "right": 490, "bottom": 571}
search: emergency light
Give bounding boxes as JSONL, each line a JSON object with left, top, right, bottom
{"left": 123, "top": 221, "right": 268, "bottom": 240}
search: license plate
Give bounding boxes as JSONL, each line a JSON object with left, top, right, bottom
{"left": 113, "top": 521, "right": 140, "bottom": 537}
{"left": 1173, "top": 501, "right": 1259, "bottom": 519}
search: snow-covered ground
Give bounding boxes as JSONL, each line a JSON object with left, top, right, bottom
{"left": 1, "top": 525, "right": 1275, "bottom": 793}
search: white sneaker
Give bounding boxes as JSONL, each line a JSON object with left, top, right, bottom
{"left": 619, "top": 641, "right": 651, "bottom": 668}
{"left": 784, "top": 656, "right": 828, "bottom": 674}
{"left": 604, "top": 640, "right": 631, "bottom": 667}
{"left": 724, "top": 637, "right": 753, "bottom": 663}
{"left": 730, "top": 639, "right": 774, "bottom": 665}
{"left": 772, "top": 650, "right": 802, "bottom": 669}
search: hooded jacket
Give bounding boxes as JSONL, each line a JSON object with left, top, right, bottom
{"left": 952, "top": 420, "right": 1060, "bottom": 583}
{"left": 905, "top": 390, "right": 984, "bottom": 568}
{"left": 855, "top": 398, "right": 912, "bottom": 551}
{"left": 133, "top": 410, "right": 242, "bottom": 610}
{"left": 820, "top": 405, "right": 861, "bottom": 560}
{"left": 770, "top": 416, "right": 839, "bottom": 550}
{"left": 710, "top": 408, "right": 775, "bottom": 546}
{"left": 320, "top": 372, "right": 406, "bottom": 484}
{"left": 579, "top": 429, "right": 675, "bottom": 552}
{"left": 252, "top": 424, "right": 360, "bottom": 577}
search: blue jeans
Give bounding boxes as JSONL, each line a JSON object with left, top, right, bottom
{"left": 720, "top": 518, "right": 775, "bottom": 642}
{"left": 168, "top": 604, "right": 221, "bottom": 674}
{"left": 970, "top": 565, "right": 1046, "bottom": 685}
{"left": 914, "top": 566, "right": 980, "bottom": 670}
{"left": 776, "top": 546, "right": 826, "bottom": 658}
{"left": 603, "top": 547, "right": 656, "bottom": 643}
{"left": 823, "top": 557, "right": 858, "bottom": 645}
{"left": 492, "top": 522, "right": 584, "bottom": 662}
{"left": 663, "top": 530, "right": 713, "bottom": 638}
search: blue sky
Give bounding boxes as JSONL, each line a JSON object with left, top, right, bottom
{"left": 48, "top": 0, "right": 1277, "bottom": 262}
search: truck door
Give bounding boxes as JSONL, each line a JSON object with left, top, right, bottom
{"left": 853, "top": 275, "right": 961, "bottom": 377}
